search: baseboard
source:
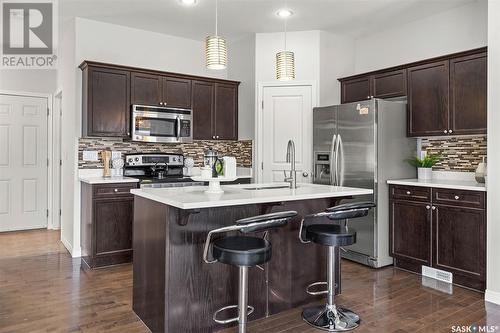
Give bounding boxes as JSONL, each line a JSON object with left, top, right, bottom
{"left": 485, "top": 289, "right": 500, "bottom": 305}
{"left": 60, "top": 236, "right": 81, "bottom": 258}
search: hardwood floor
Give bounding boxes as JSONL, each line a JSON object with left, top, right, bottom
{"left": 1, "top": 230, "right": 499, "bottom": 333}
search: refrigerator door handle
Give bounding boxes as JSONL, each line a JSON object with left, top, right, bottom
{"left": 330, "top": 134, "right": 337, "bottom": 185}
{"left": 334, "top": 134, "right": 341, "bottom": 186}
{"left": 337, "top": 134, "right": 343, "bottom": 186}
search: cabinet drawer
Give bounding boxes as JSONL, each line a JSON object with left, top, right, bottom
{"left": 93, "top": 183, "right": 137, "bottom": 198}
{"left": 433, "top": 188, "right": 485, "bottom": 209}
{"left": 390, "top": 185, "right": 431, "bottom": 202}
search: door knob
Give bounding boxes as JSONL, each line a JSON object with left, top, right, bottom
{"left": 303, "top": 172, "right": 309, "bottom": 177}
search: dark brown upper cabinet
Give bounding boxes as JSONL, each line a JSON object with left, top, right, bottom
{"left": 407, "top": 60, "right": 450, "bottom": 136}
{"left": 131, "top": 72, "right": 162, "bottom": 106}
{"left": 192, "top": 80, "right": 215, "bottom": 140}
{"left": 450, "top": 52, "right": 487, "bottom": 135}
{"left": 341, "top": 69, "right": 407, "bottom": 103}
{"left": 372, "top": 69, "right": 407, "bottom": 99}
{"left": 82, "top": 64, "right": 131, "bottom": 137}
{"left": 131, "top": 73, "right": 191, "bottom": 109}
{"left": 341, "top": 76, "right": 371, "bottom": 103}
{"left": 214, "top": 83, "right": 238, "bottom": 140}
{"left": 81, "top": 61, "right": 239, "bottom": 140}
{"left": 192, "top": 80, "right": 239, "bottom": 140}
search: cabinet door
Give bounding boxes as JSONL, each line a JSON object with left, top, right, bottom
{"left": 214, "top": 83, "right": 238, "bottom": 140}
{"left": 341, "top": 76, "right": 371, "bottom": 103}
{"left": 86, "top": 67, "right": 130, "bottom": 137}
{"left": 93, "top": 197, "right": 134, "bottom": 256}
{"left": 131, "top": 72, "right": 162, "bottom": 106}
{"left": 192, "top": 80, "right": 215, "bottom": 140}
{"left": 372, "top": 69, "right": 407, "bottom": 99}
{"left": 407, "top": 61, "right": 449, "bottom": 136}
{"left": 450, "top": 52, "right": 487, "bottom": 135}
{"left": 433, "top": 205, "right": 485, "bottom": 288}
{"left": 390, "top": 200, "right": 431, "bottom": 266}
{"left": 162, "top": 77, "right": 192, "bottom": 109}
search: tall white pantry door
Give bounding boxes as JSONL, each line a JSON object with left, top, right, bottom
{"left": 0, "top": 94, "right": 48, "bottom": 232}
{"left": 261, "top": 85, "right": 313, "bottom": 183}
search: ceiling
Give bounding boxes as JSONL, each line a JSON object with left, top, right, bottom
{"left": 61, "top": 0, "right": 477, "bottom": 41}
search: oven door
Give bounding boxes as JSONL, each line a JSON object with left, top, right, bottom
{"left": 132, "top": 108, "right": 192, "bottom": 143}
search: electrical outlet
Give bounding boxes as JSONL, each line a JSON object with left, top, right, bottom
{"left": 111, "top": 151, "right": 122, "bottom": 160}
{"left": 83, "top": 150, "right": 99, "bottom": 161}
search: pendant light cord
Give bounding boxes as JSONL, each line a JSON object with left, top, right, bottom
{"left": 284, "top": 18, "right": 287, "bottom": 51}
{"left": 215, "top": 0, "right": 218, "bottom": 36}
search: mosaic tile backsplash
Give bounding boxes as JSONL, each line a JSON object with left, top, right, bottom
{"left": 421, "top": 135, "right": 486, "bottom": 172}
{"left": 78, "top": 138, "right": 253, "bottom": 169}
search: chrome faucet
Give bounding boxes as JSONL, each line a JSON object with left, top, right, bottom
{"left": 284, "top": 139, "right": 297, "bottom": 189}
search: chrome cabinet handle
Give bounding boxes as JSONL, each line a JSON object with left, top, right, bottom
{"left": 216, "top": 135, "right": 219, "bottom": 139}
{"left": 444, "top": 130, "right": 448, "bottom": 134}
{"left": 432, "top": 206, "right": 436, "bottom": 210}
{"left": 406, "top": 191, "right": 411, "bottom": 195}
{"left": 454, "top": 195, "right": 460, "bottom": 200}
{"left": 159, "top": 102, "right": 164, "bottom": 106}
{"left": 449, "top": 129, "right": 453, "bottom": 134}
{"left": 114, "top": 188, "right": 118, "bottom": 192}
{"left": 212, "top": 135, "right": 216, "bottom": 139}
{"left": 426, "top": 205, "right": 430, "bottom": 210}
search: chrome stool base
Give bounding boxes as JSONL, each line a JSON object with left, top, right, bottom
{"left": 302, "top": 304, "right": 360, "bottom": 332}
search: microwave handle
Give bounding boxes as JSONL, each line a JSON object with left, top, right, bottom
{"left": 176, "top": 116, "right": 181, "bottom": 140}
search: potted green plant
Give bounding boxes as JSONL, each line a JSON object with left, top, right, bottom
{"left": 406, "top": 153, "right": 440, "bottom": 180}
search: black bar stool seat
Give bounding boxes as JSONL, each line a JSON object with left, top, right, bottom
{"left": 305, "top": 225, "right": 356, "bottom": 247}
{"left": 213, "top": 236, "right": 271, "bottom": 267}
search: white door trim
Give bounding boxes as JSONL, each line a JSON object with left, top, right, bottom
{"left": 255, "top": 81, "right": 318, "bottom": 183}
{"left": 0, "top": 89, "right": 59, "bottom": 230}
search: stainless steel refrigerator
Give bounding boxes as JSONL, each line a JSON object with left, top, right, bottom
{"left": 313, "top": 99, "right": 416, "bottom": 268}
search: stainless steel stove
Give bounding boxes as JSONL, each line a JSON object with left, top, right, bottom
{"left": 124, "top": 153, "right": 203, "bottom": 188}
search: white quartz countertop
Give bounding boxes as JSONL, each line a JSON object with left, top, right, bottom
{"left": 79, "top": 176, "right": 140, "bottom": 184}
{"left": 387, "top": 179, "right": 486, "bottom": 192}
{"left": 130, "top": 183, "right": 373, "bottom": 209}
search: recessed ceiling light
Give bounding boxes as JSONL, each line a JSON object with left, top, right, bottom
{"left": 179, "top": 0, "right": 197, "bottom": 6}
{"left": 276, "top": 9, "right": 293, "bottom": 18}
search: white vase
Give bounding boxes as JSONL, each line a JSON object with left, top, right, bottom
{"left": 418, "top": 167, "right": 432, "bottom": 180}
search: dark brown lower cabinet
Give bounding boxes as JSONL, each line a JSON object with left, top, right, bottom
{"left": 389, "top": 185, "right": 486, "bottom": 291}
{"left": 81, "top": 182, "right": 137, "bottom": 268}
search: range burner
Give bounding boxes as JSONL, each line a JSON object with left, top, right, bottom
{"left": 124, "top": 153, "right": 204, "bottom": 188}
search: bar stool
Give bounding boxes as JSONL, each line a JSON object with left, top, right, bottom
{"left": 203, "top": 210, "right": 298, "bottom": 333}
{"left": 299, "top": 202, "right": 375, "bottom": 332}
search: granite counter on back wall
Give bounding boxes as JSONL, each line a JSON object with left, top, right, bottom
{"left": 78, "top": 138, "right": 253, "bottom": 169}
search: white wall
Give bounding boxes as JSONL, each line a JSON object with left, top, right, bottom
{"left": 227, "top": 35, "right": 256, "bottom": 140}
{"left": 58, "top": 17, "right": 232, "bottom": 256}
{"left": 0, "top": 70, "right": 57, "bottom": 94}
{"left": 486, "top": 0, "right": 500, "bottom": 306}
{"left": 353, "top": 0, "right": 487, "bottom": 74}
{"left": 319, "top": 31, "right": 355, "bottom": 106}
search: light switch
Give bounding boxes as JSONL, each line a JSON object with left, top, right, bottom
{"left": 112, "top": 151, "right": 122, "bottom": 160}
{"left": 83, "top": 150, "right": 99, "bottom": 161}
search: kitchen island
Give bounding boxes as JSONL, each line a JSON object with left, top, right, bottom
{"left": 130, "top": 183, "right": 372, "bottom": 333}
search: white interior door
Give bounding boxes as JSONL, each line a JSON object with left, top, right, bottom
{"left": 261, "top": 85, "right": 313, "bottom": 183}
{"left": 0, "top": 94, "right": 48, "bottom": 232}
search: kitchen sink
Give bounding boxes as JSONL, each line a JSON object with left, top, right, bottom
{"left": 241, "top": 185, "right": 293, "bottom": 190}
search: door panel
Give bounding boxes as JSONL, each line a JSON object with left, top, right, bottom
{"left": 0, "top": 94, "right": 48, "bottom": 231}
{"left": 341, "top": 77, "right": 371, "bottom": 103}
{"left": 131, "top": 72, "right": 162, "bottom": 106}
{"left": 450, "top": 52, "right": 487, "bottom": 135}
{"left": 372, "top": 69, "right": 407, "bottom": 99}
{"left": 262, "top": 85, "right": 313, "bottom": 184}
{"left": 162, "top": 77, "right": 192, "bottom": 109}
{"left": 214, "top": 83, "right": 238, "bottom": 140}
{"left": 192, "top": 80, "right": 215, "bottom": 140}
{"left": 94, "top": 198, "right": 134, "bottom": 255}
{"left": 407, "top": 61, "right": 449, "bottom": 136}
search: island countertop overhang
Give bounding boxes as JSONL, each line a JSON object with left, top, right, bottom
{"left": 130, "top": 183, "right": 373, "bottom": 210}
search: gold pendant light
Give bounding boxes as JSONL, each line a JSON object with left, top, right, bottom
{"left": 276, "top": 15, "right": 295, "bottom": 81}
{"left": 206, "top": 0, "right": 227, "bottom": 70}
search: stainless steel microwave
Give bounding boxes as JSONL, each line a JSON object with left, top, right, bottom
{"left": 131, "top": 105, "right": 193, "bottom": 143}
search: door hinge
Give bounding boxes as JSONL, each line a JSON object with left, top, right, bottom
{"left": 59, "top": 209, "right": 62, "bottom": 216}
{"left": 60, "top": 159, "right": 62, "bottom": 166}
{"left": 47, "top": 158, "right": 49, "bottom": 167}
{"left": 46, "top": 209, "right": 49, "bottom": 218}
{"left": 261, "top": 100, "right": 264, "bottom": 109}
{"left": 261, "top": 162, "right": 264, "bottom": 170}
{"left": 47, "top": 107, "right": 50, "bottom": 116}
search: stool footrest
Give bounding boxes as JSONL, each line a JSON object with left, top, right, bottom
{"left": 213, "top": 304, "right": 255, "bottom": 324}
{"left": 306, "top": 281, "right": 329, "bottom": 296}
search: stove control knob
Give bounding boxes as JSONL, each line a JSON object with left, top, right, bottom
{"left": 135, "top": 157, "right": 139, "bottom": 162}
